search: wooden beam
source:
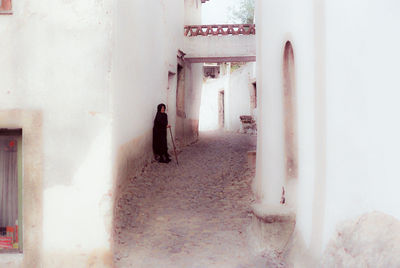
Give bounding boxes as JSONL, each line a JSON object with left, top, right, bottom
{"left": 185, "top": 56, "right": 256, "bottom": 63}
{"left": 0, "top": 129, "right": 22, "bottom": 136}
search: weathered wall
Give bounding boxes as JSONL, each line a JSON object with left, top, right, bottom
{"left": 184, "top": 0, "right": 202, "bottom": 25}
{"left": 173, "top": 3, "right": 203, "bottom": 148}
{"left": 322, "top": 0, "right": 400, "bottom": 255}
{"left": 255, "top": 0, "right": 318, "bottom": 264}
{"left": 0, "top": 0, "right": 114, "bottom": 266}
{"left": 199, "top": 63, "right": 256, "bottom": 132}
{"left": 256, "top": 0, "right": 400, "bottom": 265}
{"left": 226, "top": 63, "right": 255, "bottom": 132}
{"left": 111, "top": 0, "right": 203, "bottom": 183}
{"left": 184, "top": 35, "right": 256, "bottom": 59}
{"left": 111, "top": 0, "right": 187, "bottom": 185}
{"left": 0, "top": 0, "right": 205, "bottom": 266}
{"left": 111, "top": 0, "right": 203, "bottom": 256}
{"left": 199, "top": 74, "right": 226, "bottom": 131}
{"left": 111, "top": 0, "right": 183, "bottom": 144}
{"left": 177, "top": 62, "right": 203, "bottom": 146}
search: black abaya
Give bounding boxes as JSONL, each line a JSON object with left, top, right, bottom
{"left": 153, "top": 104, "right": 169, "bottom": 159}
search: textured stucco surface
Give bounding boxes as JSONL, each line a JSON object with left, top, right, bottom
{"left": 1, "top": 0, "right": 113, "bottom": 266}
{"left": 110, "top": 0, "right": 204, "bottom": 264}
{"left": 256, "top": 0, "right": 400, "bottom": 264}
{"left": 184, "top": 35, "right": 256, "bottom": 59}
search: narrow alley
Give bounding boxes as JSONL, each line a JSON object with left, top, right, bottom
{"left": 114, "top": 132, "right": 279, "bottom": 267}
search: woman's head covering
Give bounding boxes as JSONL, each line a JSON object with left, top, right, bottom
{"left": 157, "top": 103, "right": 166, "bottom": 113}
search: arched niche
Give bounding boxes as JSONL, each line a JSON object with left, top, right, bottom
{"left": 282, "top": 41, "right": 298, "bottom": 181}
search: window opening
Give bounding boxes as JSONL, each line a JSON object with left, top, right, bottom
{"left": 0, "top": 128, "right": 22, "bottom": 253}
{"left": 176, "top": 64, "right": 185, "bottom": 118}
{"left": 175, "top": 64, "right": 186, "bottom": 143}
{"left": 0, "top": 0, "right": 12, "bottom": 15}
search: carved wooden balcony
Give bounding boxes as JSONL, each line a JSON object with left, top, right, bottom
{"left": 184, "top": 24, "right": 256, "bottom": 37}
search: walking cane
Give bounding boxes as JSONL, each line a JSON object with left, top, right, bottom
{"left": 169, "top": 127, "right": 179, "bottom": 165}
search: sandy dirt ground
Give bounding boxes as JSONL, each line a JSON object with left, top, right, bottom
{"left": 113, "top": 131, "right": 279, "bottom": 267}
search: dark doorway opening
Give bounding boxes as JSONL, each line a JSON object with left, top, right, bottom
{"left": 218, "top": 90, "right": 225, "bottom": 129}
{"left": 176, "top": 64, "right": 185, "bottom": 145}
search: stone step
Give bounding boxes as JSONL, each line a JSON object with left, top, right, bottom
{"left": 251, "top": 203, "right": 295, "bottom": 223}
{"left": 249, "top": 203, "right": 296, "bottom": 256}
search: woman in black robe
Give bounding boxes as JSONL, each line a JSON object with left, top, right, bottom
{"left": 153, "top": 103, "right": 171, "bottom": 163}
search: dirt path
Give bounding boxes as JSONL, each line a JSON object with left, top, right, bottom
{"left": 114, "top": 131, "right": 271, "bottom": 267}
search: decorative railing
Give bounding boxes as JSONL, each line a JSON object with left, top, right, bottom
{"left": 184, "top": 24, "right": 256, "bottom": 37}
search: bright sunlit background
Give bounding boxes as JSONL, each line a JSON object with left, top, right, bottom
{"left": 201, "top": 0, "right": 243, "bottom": 24}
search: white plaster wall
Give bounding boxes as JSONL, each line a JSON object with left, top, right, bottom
{"left": 111, "top": 0, "right": 203, "bottom": 146}
{"left": 185, "top": 63, "right": 204, "bottom": 121}
{"left": 112, "top": 0, "right": 184, "bottom": 146}
{"left": 200, "top": 63, "right": 255, "bottom": 132}
{"left": 0, "top": 0, "right": 201, "bottom": 266}
{"left": 111, "top": 0, "right": 205, "bottom": 165}
{"left": 291, "top": 0, "right": 320, "bottom": 256}
{"left": 199, "top": 74, "right": 226, "bottom": 131}
{"left": 257, "top": 0, "right": 400, "bottom": 263}
{"left": 184, "top": 35, "right": 256, "bottom": 58}
{"left": 0, "top": 0, "right": 113, "bottom": 185}
{"left": 0, "top": 0, "right": 114, "bottom": 266}
{"left": 184, "top": 0, "right": 202, "bottom": 25}
{"left": 226, "top": 63, "right": 254, "bottom": 132}
{"left": 255, "top": 0, "right": 317, "bottom": 256}
{"left": 184, "top": 0, "right": 202, "bottom": 122}
{"left": 255, "top": 0, "right": 286, "bottom": 207}
{"left": 323, "top": 0, "right": 400, "bottom": 251}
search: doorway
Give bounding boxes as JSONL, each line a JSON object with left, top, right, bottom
{"left": 218, "top": 90, "right": 225, "bottom": 129}
{"left": 176, "top": 64, "right": 185, "bottom": 144}
{"left": 251, "top": 82, "right": 257, "bottom": 110}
